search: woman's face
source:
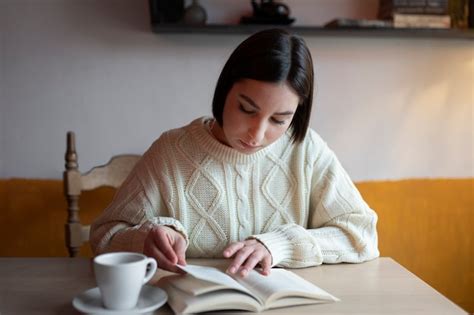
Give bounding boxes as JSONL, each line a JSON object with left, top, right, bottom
{"left": 212, "top": 79, "right": 300, "bottom": 154}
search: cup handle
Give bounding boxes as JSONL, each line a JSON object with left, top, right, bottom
{"left": 143, "top": 258, "right": 157, "bottom": 284}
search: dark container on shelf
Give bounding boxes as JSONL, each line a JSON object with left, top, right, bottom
{"left": 469, "top": 0, "right": 474, "bottom": 28}
{"left": 183, "top": 0, "right": 207, "bottom": 25}
{"left": 149, "top": 0, "right": 185, "bottom": 24}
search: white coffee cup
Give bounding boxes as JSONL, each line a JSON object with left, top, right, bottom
{"left": 93, "top": 252, "right": 157, "bottom": 310}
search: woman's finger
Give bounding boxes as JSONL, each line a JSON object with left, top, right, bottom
{"left": 226, "top": 245, "right": 253, "bottom": 275}
{"left": 174, "top": 236, "right": 187, "bottom": 266}
{"left": 259, "top": 253, "right": 272, "bottom": 276}
{"left": 153, "top": 227, "right": 178, "bottom": 264}
{"left": 223, "top": 241, "right": 245, "bottom": 258}
{"left": 147, "top": 241, "right": 180, "bottom": 273}
{"left": 240, "top": 251, "right": 264, "bottom": 277}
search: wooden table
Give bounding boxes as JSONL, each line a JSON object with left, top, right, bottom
{"left": 0, "top": 257, "right": 466, "bottom": 314}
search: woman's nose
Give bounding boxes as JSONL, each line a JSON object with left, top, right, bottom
{"left": 248, "top": 122, "right": 265, "bottom": 145}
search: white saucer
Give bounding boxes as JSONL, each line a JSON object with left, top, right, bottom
{"left": 72, "top": 285, "right": 168, "bottom": 314}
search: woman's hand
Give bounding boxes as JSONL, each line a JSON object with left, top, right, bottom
{"left": 143, "top": 225, "right": 187, "bottom": 273}
{"left": 223, "top": 239, "right": 272, "bottom": 277}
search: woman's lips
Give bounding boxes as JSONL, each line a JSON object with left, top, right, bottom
{"left": 239, "top": 140, "right": 261, "bottom": 150}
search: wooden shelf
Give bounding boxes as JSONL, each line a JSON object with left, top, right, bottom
{"left": 151, "top": 23, "right": 474, "bottom": 40}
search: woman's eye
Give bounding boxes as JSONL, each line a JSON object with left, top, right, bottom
{"left": 239, "top": 104, "right": 254, "bottom": 114}
{"left": 271, "top": 117, "right": 286, "bottom": 125}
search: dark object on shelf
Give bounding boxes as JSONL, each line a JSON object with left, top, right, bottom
{"left": 251, "top": 0, "right": 290, "bottom": 18}
{"left": 449, "top": 0, "right": 469, "bottom": 29}
{"left": 183, "top": 0, "right": 207, "bottom": 25}
{"left": 324, "top": 18, "right": 393, "bottom": 29}
{"left": 469, "top": 0, "right": 474, "bottom": 28}
{"left": 149, "top": 0, "right": 184, "bottom": 23}
{"left": 240, "top": 0, "right": 295, "bottom": 25}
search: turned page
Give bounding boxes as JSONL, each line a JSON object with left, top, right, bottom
{"left": 177, "top": 264, "right": 256, "bottom": 298}
{"left": 235, "top": 268, "right": 339, "bottom": 307}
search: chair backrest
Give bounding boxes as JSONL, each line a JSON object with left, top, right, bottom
{"left": 63, "top": 131, "right": 140, "bottom": 257}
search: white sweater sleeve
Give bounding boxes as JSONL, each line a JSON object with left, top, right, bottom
{"left": 90, "top": 145, "right": 188, "bottom": 255}
{"left": 250, "top": 141, "right": 379, "bottom": 268}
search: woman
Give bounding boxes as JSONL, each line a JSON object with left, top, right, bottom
{"left": 90, "top": 29, "right": 379, "bottom": 277}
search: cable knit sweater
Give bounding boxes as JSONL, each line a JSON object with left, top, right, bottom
{"left": 90, "top": 117, "right": 379, "bottom": 267}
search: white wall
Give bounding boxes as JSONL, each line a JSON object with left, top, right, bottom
{"left": 0, "top": 0, "right": 473, "bottom": 181}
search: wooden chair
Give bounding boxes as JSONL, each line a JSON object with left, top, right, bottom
{"left": 63, "top": 131, "right": 140, "bottom": 257}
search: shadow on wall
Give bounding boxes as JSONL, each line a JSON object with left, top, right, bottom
{"left": 58, "top": 0, "right": 152, "bottom": 48}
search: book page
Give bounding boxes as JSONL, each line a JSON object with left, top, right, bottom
{"left": 177, "top": 264, "right": 259, "bottom": 301}
{"left": 174, "top": 264, "right": 339, "bottom": 311}
{"left": 164, "top": 282, "right": 262, "bottom": 314}
{"left": 163, "top": 273, "right": 229, "bottom": 296}
{"left": 235, "top": 268, "right": 339, "bottom": 308}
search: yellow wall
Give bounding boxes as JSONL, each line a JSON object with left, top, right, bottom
{"left": 0, "top": 178, "right": 472, "bottom": 312}
{"left": 357, "top": 179, "right": 473, "bottom": 313}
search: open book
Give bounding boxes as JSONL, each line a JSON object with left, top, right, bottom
{"left": 159, "top": 264, "right": 339, "bottom": 314}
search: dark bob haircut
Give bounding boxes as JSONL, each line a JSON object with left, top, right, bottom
{"left": 212, "top": 28, "right": 314, "bottom": 144}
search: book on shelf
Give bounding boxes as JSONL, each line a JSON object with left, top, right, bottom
{"left": 378, "top": 0, "right": 449, "bottom": 19}
{"left": 393, "top": 13, "right": 451, "bottom": 28}
{"left": 159, "top": 264, "right": 339, "bottom": 314}
{"left": 393, "top": 0, "right": 448, "bottom": 14}
{"left": 324, "top": 18, "right": 393, "bottom": 29}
